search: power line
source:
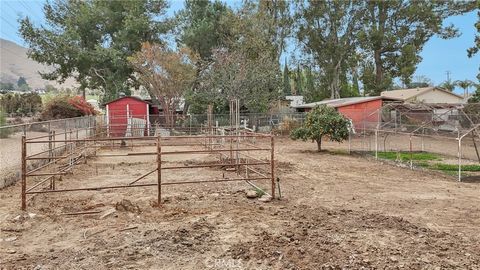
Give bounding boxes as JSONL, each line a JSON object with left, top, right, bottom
{"left": 0, "top": 16, "right": 18, "bottom": 32}
{"left": 0, "top": 28, "right": 21, "bottom": 41}
{"left": 18, "top": 1, "right": 38, "bottom": 19}
{"left": 446, "top": 71, "right": 451, "bottom": 82}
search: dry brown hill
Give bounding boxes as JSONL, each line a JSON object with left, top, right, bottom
{"left": 0, "top": 38, "right": 76, "bottom": 90}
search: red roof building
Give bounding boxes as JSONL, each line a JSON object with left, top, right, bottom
{"left": 105, "top": 96, "right": 158, "bottom": 137}
{"left": 293, "top": 96, "right": 400, "bottom": 130}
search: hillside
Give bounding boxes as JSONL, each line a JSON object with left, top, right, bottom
{"left": 0, "top": 38, "right": 76, "bottom": 90}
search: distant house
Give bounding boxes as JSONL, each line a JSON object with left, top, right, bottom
{"left": 285, "top": 95, "right": 304, "bottom": 107}
{"left": 381, "top": 87, "right": 465, "bottom": 104}
{"left": 276, "top": 95, "right": 305, "bottom": 110}
{"left": 293, "top": 96, "right": 400, "bottom": 130}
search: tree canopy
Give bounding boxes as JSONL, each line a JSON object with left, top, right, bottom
{"left": 16, "top": 0, "right": 478, "bottom": 111}
{"left": 290, "top": 105, "right": 350, "bottom": 151}
{"left": 129, "top": 43, "right": 197, "bottom": 127}
{"left": 19, "top": 0, "right": 170, "bottom": 102}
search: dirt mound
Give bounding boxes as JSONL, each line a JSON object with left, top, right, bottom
{"left": 115, "top": 199, "right": 141, "bottom": 213}
{"left": 224, "top": 206, "right": 480, "bottom": 269}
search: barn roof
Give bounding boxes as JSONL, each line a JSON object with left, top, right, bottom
{"left": 103, "top": 96, "right": 150, "bottom": 106}
{"left": 380, "top": 87, "right": 464, "bottom": 101}
{"left": 293, "top": 96, "right": 400, "bottom": 109}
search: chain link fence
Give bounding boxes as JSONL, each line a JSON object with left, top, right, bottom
{"left": 0, "top": 116, "right": 97, "bottom": 188}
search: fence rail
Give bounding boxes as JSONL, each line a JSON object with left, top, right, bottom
{"left": 3, "top": 107, "right": 480, "bottom": 188}
{"left": 0, "top": 115, "right": 97, "bottom": 188}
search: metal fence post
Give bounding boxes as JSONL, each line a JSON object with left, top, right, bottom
{"left": 409, "top": 135, "right": 413, "bottom": 169}
{"left": 270, "top": 135, "right": 275, "bottom": 199}
{"left": 458, "top": 136, "right": 462, "bottom": 182}
{"left": 348, "top": 130, "right": 351, "bottom": 155}
{"left": 21, "top": 135, "right": 26, "bottom": 210}
{"left": 157, "top": 135, "right": 162, "bottom": 206}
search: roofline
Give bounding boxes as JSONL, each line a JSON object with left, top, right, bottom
{"left": 382, "top": 87, "right": 464, "bottom": 100}
{"left": 293, "top": 96, "right": 402, "bottom": 109}
{"left": 433, "top": 87, "right": 465, "bottom": 99}
{"left": 103, "top": 96, "right": 150, "bottom": 106}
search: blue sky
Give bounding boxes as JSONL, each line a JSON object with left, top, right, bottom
{"left": 1, "top": 0, "right": 478, "bottom": 93}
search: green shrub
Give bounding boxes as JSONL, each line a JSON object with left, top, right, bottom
{"left": 0, "top": 92, "right": 42, "bottom": 116}
{"left": 0, "top": 109, "right": 12, "bottom": 138}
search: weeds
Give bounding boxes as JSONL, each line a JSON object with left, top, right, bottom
{"left": 376, "top": 151, "right": 441, "bottom": 161}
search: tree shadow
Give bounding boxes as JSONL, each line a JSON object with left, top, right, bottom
{"left": 460, "top": 176, "right": 480, "bottom": 183}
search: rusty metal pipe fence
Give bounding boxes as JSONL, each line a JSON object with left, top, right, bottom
{"left": 0, "top": 116, "right": 98, "bottom": 189}
{"left": 20, "top": 124, "right": 275, "bottom": 210}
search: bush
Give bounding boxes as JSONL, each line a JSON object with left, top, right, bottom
{"left": 40, "top": 95, "right": 96, "bottom": 120}
{"left": 276, "top": 116, "right": 300, "bottom": 135}
{"left": 0, "top": 92, "right": 42, "bottom": 116}
{"left": 68, "top": 96, "right": 96, "bottom": 115}
{"left": 0, "top": 109, "right": 12, "bottom": 138}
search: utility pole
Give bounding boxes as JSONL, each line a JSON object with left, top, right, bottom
{"left": 446, "top": 71, "right": 451, "bottom": 83}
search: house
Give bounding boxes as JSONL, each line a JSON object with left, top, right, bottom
{"left": 276, "top": 95, "right": 305, "bottom": 110}
{"left": 293, "top": 96, "right": 400, "bottom": 130}
{"left": 105, "top": 96, "right": 158, "bottom": 137}
{"left": 285, "top": 95, "right": 304, "bottom": 107}
{"left": 381, "top": 87, "right": 465, "bottom": 104}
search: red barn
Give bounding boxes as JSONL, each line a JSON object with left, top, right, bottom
{"left": 293, "top": 96, "right": 400, "bottom": 130}
{"left": 105, "top": 96, "right": 157, "bottom": 137}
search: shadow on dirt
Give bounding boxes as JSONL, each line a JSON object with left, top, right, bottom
{"left": 460, "top": 176, "right": 480, "bottom": 183}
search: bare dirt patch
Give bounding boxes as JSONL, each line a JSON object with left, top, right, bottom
{"left": 1, "top": 137, "right": 480, "bottom": 269}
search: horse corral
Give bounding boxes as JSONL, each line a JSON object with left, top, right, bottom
{"left": 20, "top": 120, "right": 276, "bottom": 211}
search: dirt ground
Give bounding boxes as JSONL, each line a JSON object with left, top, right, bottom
{"left": 1, "top": 137, "right": 479, "bottom": 269}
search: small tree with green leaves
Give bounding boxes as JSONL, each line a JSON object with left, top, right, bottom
{"left": 290, "top": 105, "right": 350, "bottom": 152}
{"left": 0, "top": 109, "right": 12, "bottom": 138}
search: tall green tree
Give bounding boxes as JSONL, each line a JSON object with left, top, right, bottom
{"left": 361, "top": 61, "right": 392, "bottom": 96}
{"left": 176, "top": 0, "right": 234, "bottom": 113}
{"left": 296, "top": 0, "right": 365, "bottom": 99}
{"left": 468, "top": 4, "right": 480, "bottom": 81}
{"left": 455, "top": 79, "right": 475, "bottom": 98}
{"left": 256, "top": 0, "right": 293, "bottom": 62}
{"left": 303, "top": 66, "right": 329, "bottom": 103}
{"left": 294, "top": 65, "right": 303, "bottom": 95}
{"left": 186, "top": 1, "right": 285, "bottom": 113}
{"left": 359, "top": 0, "right": 474, "bottom": 93}
{"left": 283, "top": 59, "right": 291, "bottom": 96}
{"left": 17, "top": 77, "right": 27, "bottom": 87}
{"left": 440, "top": 80, "right": 456, "bottom": 91}
{"left": 129, "top": 43, "right": 197, "bottom": 128}
{"left": 176, "top": 0, "right": 232, "bottom": 61}
{"left": 467, "top": 5, "right": 480, "bottom": 102}
{"left": 193, "top": 48, "right": 280, "bottom": 113}
{"left": 19, "top": 0, "right": 169, "bottom": 102}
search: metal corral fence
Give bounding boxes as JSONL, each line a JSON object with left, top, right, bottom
{"left": 4, "top": 106, "right": 477, "bottom": 187}
{"left": 0, "top": 112, "right": 305, "bottom": 189}
{"left": 0, "top": 116, "right": 97, "bottom": 188}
